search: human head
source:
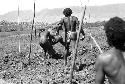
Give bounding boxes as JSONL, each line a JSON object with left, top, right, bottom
{"left": 104, "top": 17, "right": 125, "bottom": 51}
{"left": 63, "top": 8, "right": 72, "bottom": 17}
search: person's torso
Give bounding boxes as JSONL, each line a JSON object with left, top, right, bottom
{"left": 39, "top": 31, "right": 50, "bottom": 44}
{"left": 63, "top": 16, "right": 78, "bottom": 41}
{"left": 39, "top": 30, "right": 60, "bottom": 45}
{"left": 104, "top": 49, "right": 125, "bottom": 84}
{"left": 63, "top": 16, "right": 77, "bottom": 32}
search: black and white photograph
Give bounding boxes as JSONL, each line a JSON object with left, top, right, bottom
{"left": 0, "top": 0, "right": 125, "bottom": 84}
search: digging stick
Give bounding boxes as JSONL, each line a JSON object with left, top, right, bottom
{"left": 69, "top": 5, "right": 86, "bottom": 84}
{"left": 29, "top": 0, "right": 36, "bottom": 65}
{"left": 89, "top": 33, "right": 103, "bottom": 54}
{"left": 17, "top": 1, "right": 20, "bottom": 53}
{"left": 34, "top": 1, "right": 37, "bottom": 38}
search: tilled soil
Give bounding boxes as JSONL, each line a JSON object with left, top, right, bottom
{"left": 0, "top": 26, "right": 109, "bottom": 84}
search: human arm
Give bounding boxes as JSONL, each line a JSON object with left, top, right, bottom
{"left": 95, "top": 56, "right": 105, "bottom": 84}
{"left": 75, "top": 17, "right": 85, "bottom": 40}
{"left": 57, "top": 18, "right": 64, "bottom": 30}
{"left": 53, "top": 18, "right": 64, "bottom": 35}
{"left": 75, "top": 17, "right": 79, "bottom": 30}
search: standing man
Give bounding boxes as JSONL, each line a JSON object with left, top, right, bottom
{"left": 57, "top": 8, "right": 85, "bottom": 58}
{"left": 95, "top": 17, "right": 125, "bottom": 84}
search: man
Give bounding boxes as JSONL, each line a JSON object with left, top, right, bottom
{"left": 57, "top": 8, "right": 85, "bottom": 57}
{"left": 39, "top": 27, "right": 65, "bottom": 59}
{"left": 95, "top": 17, "right": 125, "bottom": 84}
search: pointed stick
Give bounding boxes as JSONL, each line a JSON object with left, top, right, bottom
{"left": 89, "top": 33, "right": 103, "bottom": 53}
{"left": 69, "top": 5, "right": 86, "bottom": 84}
{"left": 29, "top": 0, "right": 36, "bottom": 65}
{"left": 18, "top": 0, "right": 20, "bottom": 52}
{"left": 34, "top": 1, "right": 37, "bottom": 37}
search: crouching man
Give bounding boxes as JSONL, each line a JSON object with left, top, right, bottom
{"left": 39, "top": 27, "right": 65, "bottom": 59}
{"left": 95, "top": 17, "right": 125, "bottom": 84}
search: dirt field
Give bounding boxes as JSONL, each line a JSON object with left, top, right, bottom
{"left": 0, "top": 26, "right": 109, "bottom": 84}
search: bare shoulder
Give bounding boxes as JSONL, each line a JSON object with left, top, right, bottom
{"left": 95, "top": 49, "right": 114, "bottom": 70}
{"left": 99, "top": 51, "right": 113, "bottom": 63}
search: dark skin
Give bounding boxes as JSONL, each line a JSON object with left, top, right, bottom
{"left": 58, "top": 16, "right": 85, "bottom": 54}
{"left": 39, "top": 29, "right": 65, "bottom": 59}
{"left": 95, "top": 47, "right": 125, "bottom": 84}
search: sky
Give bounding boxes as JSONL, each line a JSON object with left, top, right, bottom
{"left": 0, "top": 0, "right": 125, "bottom": 15}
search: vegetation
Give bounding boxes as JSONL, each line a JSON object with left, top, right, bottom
{"left": 0, "top": 20, "right": 109, "bottom": 84}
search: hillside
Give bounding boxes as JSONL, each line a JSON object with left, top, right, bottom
{"left": 0, "top": 3, "right": 125, "bottom": 23}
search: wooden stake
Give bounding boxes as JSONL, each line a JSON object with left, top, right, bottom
{"left": 34, "top": 1, "right": 37, "bottom": 38}
{"left": 69, "top": 6, "right": 86, "bottom": 84}
{"left": 29, "top": 0, "right": 36, "bottom": 65}
{"left": 89, "top": 33, "right": 103, "bottom": 53}
{"left": 18, "top": 1, "right": 20, "bottom": 53}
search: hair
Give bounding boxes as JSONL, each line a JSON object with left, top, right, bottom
{"left": 104, "top": 17, "right": 125, "bottom": 51}
{"left": 63, "top": 8, "right": 72, "bottom": 17}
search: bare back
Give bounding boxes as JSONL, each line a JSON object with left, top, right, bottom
{"left": 60, "top": 16, "right": 79, "bottom": 32}
{"left": 95, "top": 47, "right": 125, "bottom": 84}
{"left": 39, "top": 31, "right": 50, "bottom": 44}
